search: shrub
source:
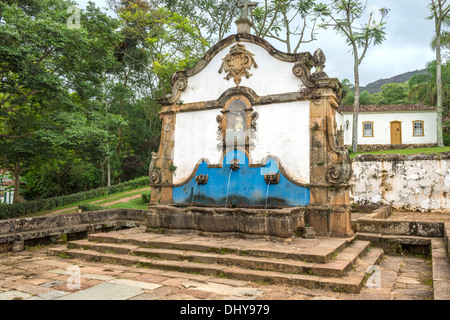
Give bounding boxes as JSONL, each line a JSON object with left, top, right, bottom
{"left": 0, "top": 176, "right": 150, "bottom": 220}
{"left": 141, "top": 192, "right": 151, "bottom": 204}
{"left": 78, "top": 204, "right": 106, "bottom": 212}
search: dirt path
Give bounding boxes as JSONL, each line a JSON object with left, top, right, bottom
{"left": 47, "top": 187, "right": 149, "bottom": 216}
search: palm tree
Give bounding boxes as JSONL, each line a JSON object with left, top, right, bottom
{"left": 408, "top": 60, "right": 450, "bottom": 108}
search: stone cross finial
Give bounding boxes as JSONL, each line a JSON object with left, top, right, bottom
{"left": 238, "top": 0, "right": 258, "bottom": 20}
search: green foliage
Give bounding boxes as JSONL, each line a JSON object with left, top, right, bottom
{"left": 444, "top": 120, "right": 450, "bottom": 146}
{"left": 350, "top": 147, "right": 450, "bottom": 159}
{"left": 78, "top": 204, "right": 106, "bottom": 212}
{"left": 141, "top": 191, "right": 151, "bottom": 204}
{"left": 0, "top": 176, "right": 149, "bottom": 220}
{"left": 408, "top": 60, "right": 450, "bottom": 107}
{"left": 155, "top": 0, "right": 240, "bottom": 44}
{"left": 251, "top": 0, "right": 323, "bottom": 53}
{"left": 341, "top": 90, "right": 376, "bottom": 105}
{"left": 373, "top": 83, "right": 409, "bottom": 105}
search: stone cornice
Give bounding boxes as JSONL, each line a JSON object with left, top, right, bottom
{"left": 160, "top": 87, "right": 338, "bottom": 115}
{"left": 158, "top": 33, "right": 342, "bottom": 106}
{"left": 339, "top": 110, "right": 438, "bottom": 115}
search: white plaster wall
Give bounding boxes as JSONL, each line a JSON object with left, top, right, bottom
{"left": 172, "top": 101, "right": 311, "bottom": 185}
{"left": 172, "top": 109, "right": 222, "bottom": 185}
{"left": 252, "top": 101, "right": 310, "bottom": 184}
{"left": 335, "top": 111, "right": 344, "bottom": 131}
{"left": 179, "top": 43, "right": 303, "bottom": 104}
{"left": 342, "top": 112, "right": 437, "bottom": 145}
{"left": 351, "top": 159, "right": 450, "bottom": 212}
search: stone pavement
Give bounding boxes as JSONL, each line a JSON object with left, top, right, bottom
{"left": 0, "top": 245, "right": 434, "bottom": 300}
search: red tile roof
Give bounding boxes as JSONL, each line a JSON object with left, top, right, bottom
{"left": 337, "top": 104, "right": 436, "bottom": 114}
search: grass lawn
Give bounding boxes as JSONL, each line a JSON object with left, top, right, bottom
{"left": 106, "top": 196, "right": 149, "bottom": 210}
{"left": 349, "top": 146, "right": 450, "bottom": 159}
{"left": 22, "top": 186, "right": 150, "bottom": 218}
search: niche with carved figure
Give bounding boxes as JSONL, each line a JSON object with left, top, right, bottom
{"left": 216, "top": 96, "right": 258, "bottom": 154}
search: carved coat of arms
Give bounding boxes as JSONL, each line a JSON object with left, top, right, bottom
{"left": 219, "top": 43, "right": 258, "bottom": 86}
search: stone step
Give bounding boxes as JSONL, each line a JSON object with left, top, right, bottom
{"left": 47, "top": 245, "right": 383, "bottom": 294}
{"left": 356, "top": 232, "right": 434, "bottom": 245}
{"left": 66, "top": 238, "right": 371, "bottom": 277}
{"left": 87, "top": 227, "right": 353, "bottom": 263}
{"left": 431, "top": 238, "right": 450, "bottom": 300}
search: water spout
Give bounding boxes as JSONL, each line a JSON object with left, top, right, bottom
{"left": 190, "top": 182, "right": 198, "bottom": 207}
{"left": 230, "top": 158, "right": 240, "bottom": 172}
{"left": 265, "top": 181, "right": 271, "bottom": 210}
{"left": 225, "top": 169, "right": 233, "bottom": 207}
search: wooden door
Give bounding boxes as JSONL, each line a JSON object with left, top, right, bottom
{"left": 390, "top": 121, "right": 402, "bottom": 145}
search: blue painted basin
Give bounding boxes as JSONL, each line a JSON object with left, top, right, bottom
{"left": 173, "top": 150, "right": 310, "bottom": 207}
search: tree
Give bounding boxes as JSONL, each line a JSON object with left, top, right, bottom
{"left": 428, "top": 0, "right": 450, "bottom": 147}
{"left": 154, "top": 0, "right": 241, "bottom": 50}
{"left": 0, "top": 0, "right": 123, "bottom": 199}
{"left": 432, "top": 16, "right": 450, "bottom": 59}
{"left": 251, "top": 0, "right": 323, "bottom": 53}
{"left": 317, "top": 0, "right": 388, "bottom": 152}
{"left": 374, "top": 83, "right": 409, "bottom": 105}
{"left": 342, "top": 90, "right": 375, "bottom": 106}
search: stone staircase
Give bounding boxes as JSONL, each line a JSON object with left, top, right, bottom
{"left": 48, "top": 226, "right": 383, "bottom": 294}
{"left": 431, "top": 224, "right": 450, "bottom": 300}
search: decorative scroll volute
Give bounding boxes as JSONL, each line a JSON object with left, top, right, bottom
{"left": 325, "top": 114, "right": 352, "bottom": 185}
{"left": 293, "top": 49, "right": 329, "bottom": 89}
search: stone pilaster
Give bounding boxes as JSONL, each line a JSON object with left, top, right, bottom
{"left": 306, "top": 91, "right": 353, "bottom": 237}
{"left": 149, "top": 113, "right": 176, "bottom": 205}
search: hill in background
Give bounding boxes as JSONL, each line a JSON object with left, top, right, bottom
{"left": 361, "top": 69, "right": 427, "bottom": 94}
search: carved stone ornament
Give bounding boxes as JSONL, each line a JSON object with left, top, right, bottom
{"left": 311, "top": 49, "right": 328, "bottom": 80}
{"left": 293, "top": 49, "right": 329, "bottom": 89}
{"left": 219, "top": 43, "right": 258, "bottom": 86}
{"left": 149, "top": 151, "right": 162, "bottom": 185}
{"left": 150, "top": 169, "right": 162, "bottom": 185}
{"left": 264, "top": 172, "right": 280, "bottom": 185}
{"left": 247, "top": 110, "right": 258, "bottom": 143}
{"left": 230, "top": 158, "right": 241, "bottom": 171}
{"left": 195, "top": 175, "right": 209, "bottom": 185}
{"left": 326, "top": 164, "right": 352, "bottom": 185}
{"left": 292, "top": 58, "right": 315, "bottom": 89}
{"left": 325, "top": 115, "right": 353, "bottom": 185}
{"left": 160, "top": 76, "right": 188, "bottom": 105}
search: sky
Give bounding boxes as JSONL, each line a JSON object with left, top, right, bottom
{"left": 75, "top": 0, "right": 437, "bottom": 86}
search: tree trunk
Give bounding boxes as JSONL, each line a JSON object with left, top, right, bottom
{"left": 352, "top": 62, "right": 361, "bottom": 153}
{"left": 12, "top": 163, "right": 23, "bottom": 204}
{"left": 107, "top": 141, "right": 111, "bottom": 187}
{"left": 436, "top": 22, "right": 445, "bottom": 147}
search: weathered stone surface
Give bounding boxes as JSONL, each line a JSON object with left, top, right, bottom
{"left": 0, "top": 229, "right": 441, "bottom": 300}
{"left": 433, "top": 280, "right": 450, "bottom": 300}
{"left": 56, "top": 283, "right": 144, "bottom": 300}
{"left": 357, "top": 219, "right": 444, "bottom": 238}
{"left": 0, "top": 209, "right": 149, "bottom": 253}
{"left": 145, "top": 206, "right": 306, "bottom": 241}
{"left": 351, "top": 155, "right": 450, "bottom": 212}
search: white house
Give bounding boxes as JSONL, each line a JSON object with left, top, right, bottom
{"left": 335, "top": 104, "right": 438, "bottom": 151}
{"left": 0, "top": 170, "right": 14, "bottom": 204}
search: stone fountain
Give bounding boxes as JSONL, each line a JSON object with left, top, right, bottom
{"left": 147, "top": 13, "right": 353, "bottom": 242}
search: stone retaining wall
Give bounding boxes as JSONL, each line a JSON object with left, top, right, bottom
{"left": 351, "top": 153, "right": 450, "bottom": 212}
{"left": 346, "top": 144, "right": 437, "bottom": 152}
{"left": 445, "top": 223, "right": 450, "bottom": 259}
{"left": 0, "top": 209, "right": 148, "bottom": 253}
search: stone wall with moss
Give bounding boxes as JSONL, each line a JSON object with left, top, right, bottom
{"left": 351, "top": 153, "right": 450, "bottom": 212}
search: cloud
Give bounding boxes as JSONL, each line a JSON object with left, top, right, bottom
{"left": 73, "top": 0, "right": 437, "bottom": 86}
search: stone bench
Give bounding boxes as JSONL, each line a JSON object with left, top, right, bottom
{"left": 0, "top": 209, "right": 149, "bottom": 253}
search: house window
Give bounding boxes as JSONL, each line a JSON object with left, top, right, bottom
{"left": 413, "top": 121, "right": 424, "bottom": 137}
{"left": 363, "top": 122, "right": 374, "bottom": 137}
